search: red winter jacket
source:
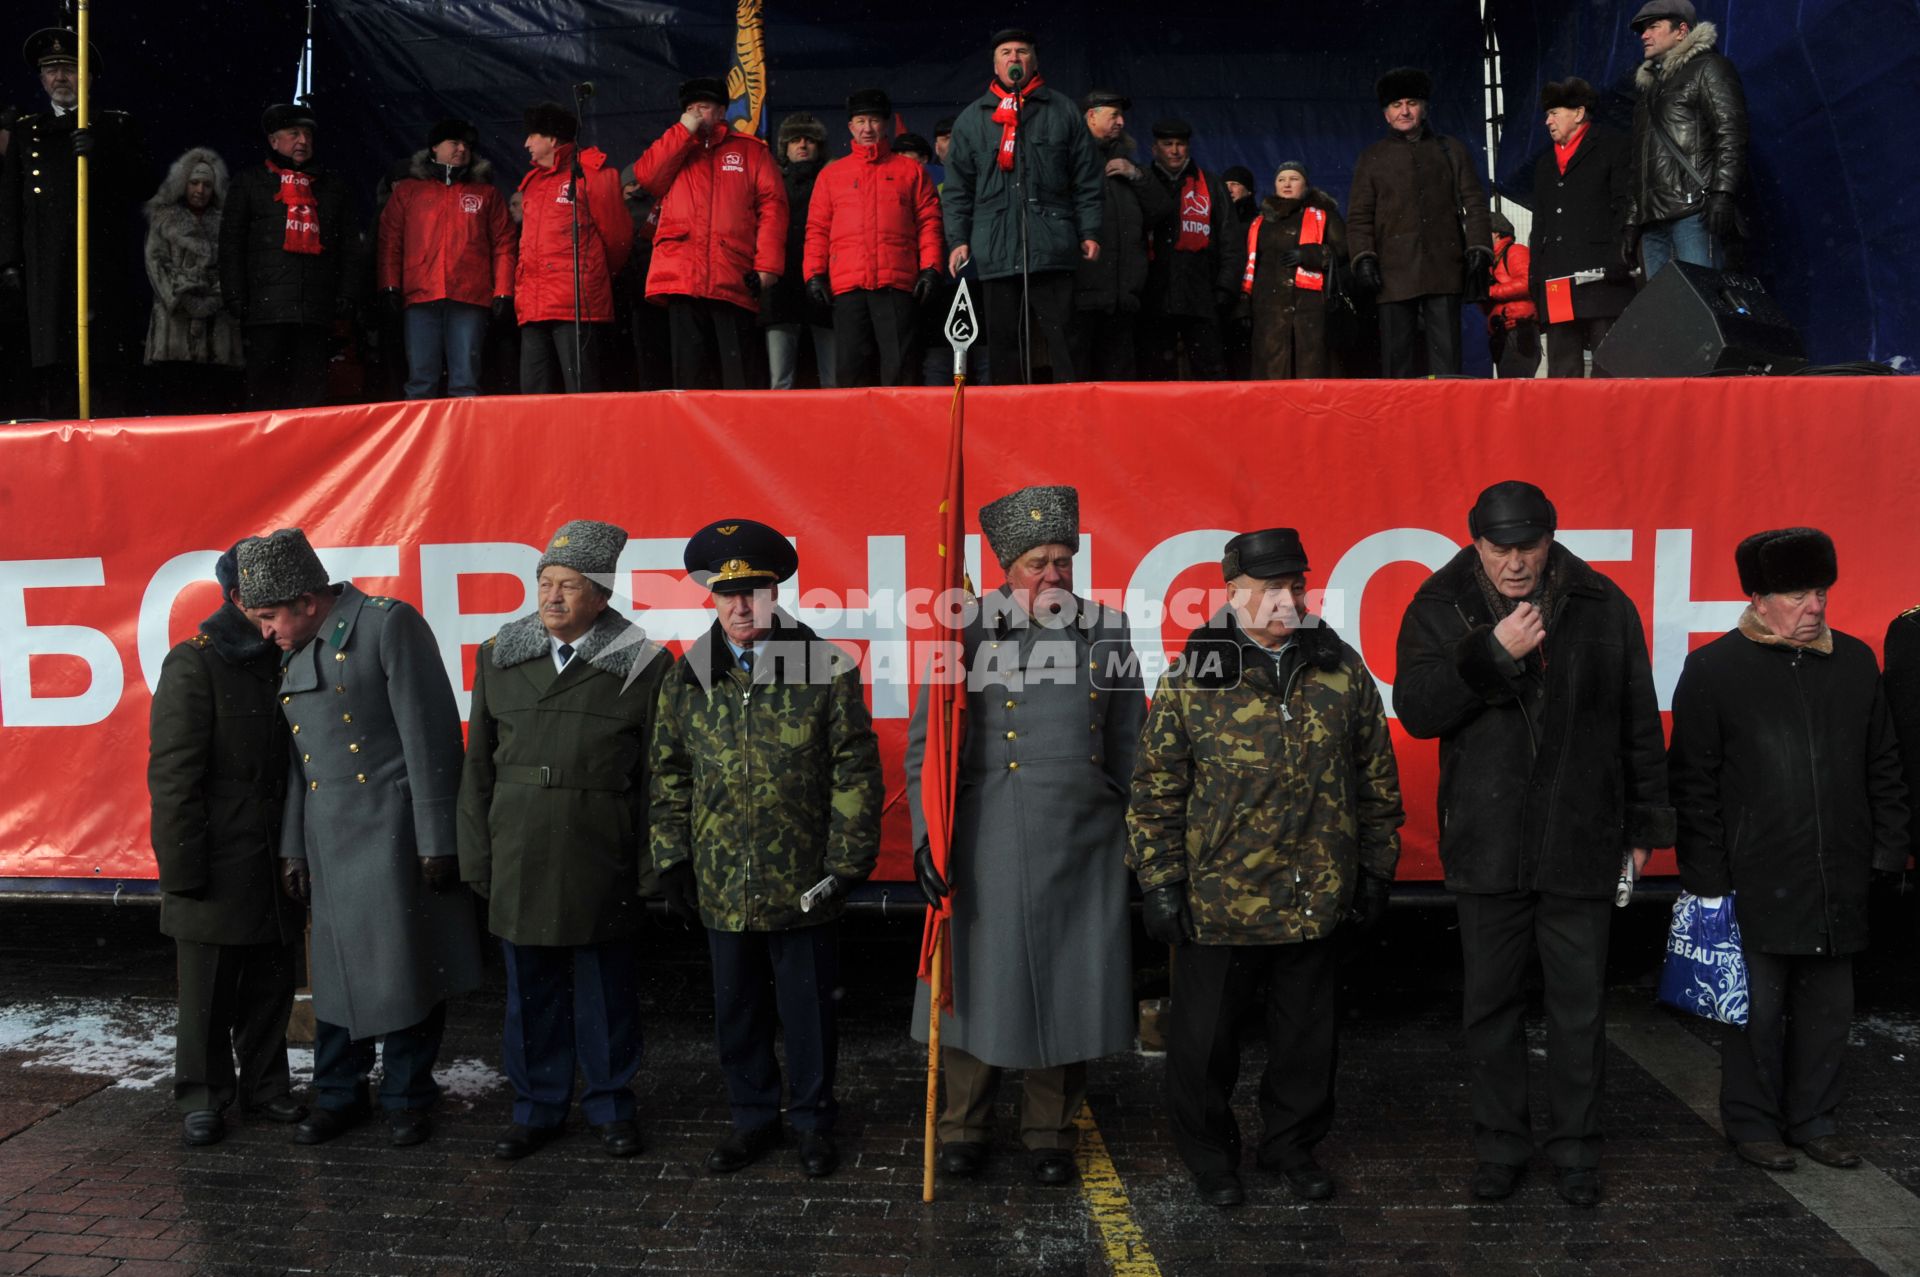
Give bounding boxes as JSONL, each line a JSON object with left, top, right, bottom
{"left": 1484, "top": 234, "right": 1538, "bottom": 330}
{"left": 513, "top": 144, "right": 633, "bottom": 325}
{"left": 801, "top": 138, "right": 943, "bottom": 295}
{"left": 377, "top": 153, "right": 516, "bottom": 307}
{"left": 632, "top": 122, "right": 786, "bottom": 311}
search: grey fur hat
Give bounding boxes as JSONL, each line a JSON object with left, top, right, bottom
{"left": 979, "top": 485, "right": 1079, "bottom": 568}
{"left": 235, "top": 528, "right": 330, "bottom": 607}
{"left": 777, "top": 111, "right": 827, "bottom": 150}
{"left": 537, "top": 519, "right": 629, "bottom": 585}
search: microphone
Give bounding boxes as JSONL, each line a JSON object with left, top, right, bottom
{"left": 1004, "top": 64, "right": 1024, "bottom": 86}
{"left": 573, "top": 81, "right": 596, "bottom": 99}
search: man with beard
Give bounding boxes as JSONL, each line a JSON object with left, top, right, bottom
{"left": 1141, "top": 119, "right": 1241, "bottom": 381}
{"left": 1070, "top": 90, "right": 1171, "bottom": 381}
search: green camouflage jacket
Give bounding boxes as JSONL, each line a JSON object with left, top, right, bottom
{"left": 1127, "top": 612, "right": 1403, "bottom": 944}
{"left": 650, "top": 616, "right": 883, "bottom": 931}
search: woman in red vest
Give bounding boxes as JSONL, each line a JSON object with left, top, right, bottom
{"left": 1240, "top": 162, "right": 1347, "bottom": 379}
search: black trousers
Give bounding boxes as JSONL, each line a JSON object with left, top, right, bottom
{"left": 519, "top": 320, "right": 607, "bottom": 394}
{"left": 982, "top": 272, "right": 1076, "bottom": 384}
{"left": 243, "top": 323, "right": 328, "bottom": 410}
{"left": 1721, "top": 950, "right": 1852, "bottom": 1144}
{"left": 313, "top": 1002, "right": 447, "bottom": 1113}
{"left": 1377, "top": 293, "right": 1462, "bottom": 377}
{"left": 1456, "top": 891, "right": 1611, "bottom": 1168}
{"left": 1067, "top": 307, "right": 1140, "bottom": 381}
{"left": 1140, "top": 312, "right": 1226, "bottom": 380}
{"left": 1166, "top": 937, "right": 1339, "bottom": 1178}
{"left": 707, "top": 923, "right": 840, "bottom": 1133}
{"left": 172, "top": 937, "right": 298, "bottom": 1113}
{"left": 832, "top": 288, "right": 919, "bottom": 387}
{"left": 500, "top": 938, "right": 642, "bottom": 1128}
{"left": 667, "top": 296, "right": 765, "bottom": 389}
{"left": 1545, "top": 317, "right": 1615, "bottom": 379}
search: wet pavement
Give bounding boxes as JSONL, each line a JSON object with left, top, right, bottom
{"left": 3, "top": 893, "right": 1920, "bottom": 1276}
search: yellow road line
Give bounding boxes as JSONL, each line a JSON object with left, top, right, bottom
{"left": 1073, "top": 1107, "right": 1162, "bottom": 1277}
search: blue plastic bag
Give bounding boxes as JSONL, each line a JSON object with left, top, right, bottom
{"left": 1657, "top": 892, "right": 1749, "bottom": 1027}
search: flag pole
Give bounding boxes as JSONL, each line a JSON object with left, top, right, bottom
{"left": 75, "top": 0, "right": 92, "bottom": 420}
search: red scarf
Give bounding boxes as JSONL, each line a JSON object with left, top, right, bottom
{"left": 1241, "top": 204, "right": 1327, "bottom": 293}
{"left": 989, "top": 76, "right": 1045, "bottom": 172}
{"left": 266, "top": 157, "right": 322, "bottom": 256}
{"left": 1173, "top": 170, "right": 1212, "bottom": 252}
{"left": 1553, "top": 122, "right": 1590, "bottom": 175}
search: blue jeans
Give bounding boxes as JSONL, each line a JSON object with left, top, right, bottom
{"left": 1639, "top": 211, "right": 1723, "bottom": 281}
{"left": 403, "top": 300, "right": 489, "bottom": 398}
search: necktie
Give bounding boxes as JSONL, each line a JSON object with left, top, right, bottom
{"left": 557, "top": 643, "right": 574, "bottom": 669}
{"left": 739, "top": 648, "right": 754, "bottom": 673}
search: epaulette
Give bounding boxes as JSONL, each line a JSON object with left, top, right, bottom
{"left": 1902, "top": 604, "right": 1920, "bottom": 621}
{"left": 369, "top": 596, "right": 395, "bottom": 609}
{"left": 482, "top": 637, "right": 496, "bottom": 647}
{"left": 191, "top": 633, "right": 211, "bottom": 648}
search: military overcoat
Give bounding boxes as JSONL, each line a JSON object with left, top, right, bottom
{"left": 277, "top": 584, "right": 482, "bottom": 1039}
{"left": 907, "top": 590, "right": 1144, "bottom": 1069}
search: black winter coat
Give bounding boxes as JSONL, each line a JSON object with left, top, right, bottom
{"left": 1393, "top": 544, "right": 1673, "bottom": 897}
{"left": 1628, "top": 22, "right": 1749, "bottom": 227}
{"left": 219, "top": 154, "right": 352, "bottom": 327}
{"left": 1074, "top": 134, "right": 1172, "bottom": 315}
{"left": 1347, "top": 128, "right": 1490, "bottom": 305}
{"left": 764, "top": 157, "right": 829, "bottom": 327}
{"left": 1246, "top": 190, "right": 1347, "bottom": 380}
{"left": 1669, "top": 617, "right": 1908, "bottom": 956}
{"left": 1528, "top": 124, "right": 1634, "bottom": 322}
{"left": 1144, "top": 161, "right": 1241, "bottom": 320}
{"left": 1886, "top": 606, "right": 1920, "bottom": 809}
{"left": 147, "top": 604, "right": 303, "bottom": 946}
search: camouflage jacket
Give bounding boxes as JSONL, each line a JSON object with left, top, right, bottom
{"left": 650, "top": 615, "right": 883, "bottom": 931}
{"left": 1127, "top": 612, "right": 1403, "bottom": 944}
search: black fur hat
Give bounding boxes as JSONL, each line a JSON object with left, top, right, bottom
{"left": 523, "top": 101, "right": 577, "bottom": 142}
{"left": 427, "top": 117, "right": 477, "bottom": 149}
{"left": 678, "top": 77, "right": 729, "bottom": 109}
{"left": 846, "top": 87, "right": 892, "bottom": 120}
{"left": 261, "top": 102, "right": 317, "bottom": 135}
{"left": 1540, "top": 77, "right": 1598, "bottom": 113}
{"left": 893, "top": 132, "right": 932, "bottom": 160}
{"left": 1376, "top": 66, "right": 1433, "bottom": 107}
{"left": 1734, "top": 528, "right": 1838, "bottom": 596}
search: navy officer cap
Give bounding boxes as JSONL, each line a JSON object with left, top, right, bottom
{"left": 1222, "top": 528, "right": 1309, "bottom": 581}
{"left": 1468, "top": 480, "right": 1558, "bottom": 546}
{"left": 684, "top": 519, "right": 798, "bottom": 595}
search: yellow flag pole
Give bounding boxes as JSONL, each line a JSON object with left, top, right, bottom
{"left": 921, "top": 921, "right": 943, "bottom": 1203}
{"left": 75, "top": 0, "right": 93, "bottom": 421}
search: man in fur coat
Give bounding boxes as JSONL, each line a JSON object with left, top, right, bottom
{"left": 143, "top": 147, "right": 243, "bottom": 413}
{"left": 459, "top": 520, "right": 670, "bottom": 1161}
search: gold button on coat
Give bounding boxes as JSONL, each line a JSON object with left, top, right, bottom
{"left": 349, "top": 743, "right": 359, "bottom": 753}
{"left": 356, "top": 773, "right": 367, "bottom": 783}
{"left": 342, "top": 713, "right": 352, "bottom": 723}
{"left": 309, "top": 780, "right": 318, "bottom": 790}
{"left": 1007, "top": 761, "right": 1019, "bottom": 771}
{"left": 1005, "top": 731, "right": 1017, "bottom": 740}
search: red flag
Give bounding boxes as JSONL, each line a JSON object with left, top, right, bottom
{"left": 915, "top": 380, "right": 966, "bottom": 1011}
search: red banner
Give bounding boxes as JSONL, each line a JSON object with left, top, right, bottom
{"left": 3, "top": 379, "right": 1917, "bottom": 890}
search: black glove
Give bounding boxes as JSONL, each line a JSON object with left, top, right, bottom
{"left": 1619, "top": 223, "right": 1641, "bottom": 269}
{"left": 0, "top": 265, "right": 22, "bottom": 295}
{"left": 1602, "top": 263, "right": 1632, "bottom": 286}
{"left": 1214, "top": 285, "right": 1240, "bottom": 311}
{"left": 1354, "top": 256, "right": 1383, "bottom": 296}
{"left": 382, "top": 287, "right": 405, "bottom": 316}
{"left": 1873, "top": 868, "right": 1907, "bottom": 896}
{"left": 911, "top": 268, "right": 940, "bottom": 305}
{"left": 913, "top": 838, "right": 948, "bottom": 908}
{"left": 1296, "top": 244, "right": 1326, "bottom": 271}
{"left": 419, "top": 856, "right": 459, "bottom": 893}
{"left": 280, "top": 859, "right": 311, "bottom": 903}
{"left": 744, "top": 270, "right": 762, "bottom": 297}
{"left": 658, "top": 860, "right": 700, "bottom": 926}
{"left": 1275, "top": 248, "right": 1302, "bottom": 270}
{"left": 1702, "top": 192, "right": 1738, "bottom": 239}
{"left": 1347, "top": 874, "right": 1391, "bottom": 935}
{"left": 1141, "top": 883, "right": 1194, "bottom": 948}
{"left": 71, "top": 126, "right": 93, "bottom": 157}
{"left": 1464, "top": 244, "right": 1494, "bottom": 275}
{"left": 805, "top": 275, "right": 832, "bottom": 309}
{"left": 491, "top": 295, "right": 513, "bottom": 322}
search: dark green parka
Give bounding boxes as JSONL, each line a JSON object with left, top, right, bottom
{"left": 941, "top": 80, "right": 1104, "bottom": 280}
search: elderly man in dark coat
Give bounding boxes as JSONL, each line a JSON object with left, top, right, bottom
{"left": 148, "top": 543, "right": 307, "bottom": 1147}
{"left": 1394, "top": 481, "right": 1671, "bottom": 1207}
{"left": 1888, "top": 605, "right": 1920, "bottom": 812}
{"left": 1070, "top": 90, "right": 1171, "bottom": 381}
{"left": 460, "top": 520, "right": 671, "bottom": 1162}
{"left": 1141, "top": 119, "right": 1242, "bottom": 381}
{"left": 238, "top": 528, "right": 482, "bottom": 1148}
{"left": 907, "top": 484, "right": 1144, "bottom": 1186}
{"left": 1348, "top": 67, "right": 1492, "bottom": 378}
{"left": 1526, "top": 78, "right": 1633, "bottom": 378}
{"left": 1670, "top": 529, "right": 1909, "bottom": 1173}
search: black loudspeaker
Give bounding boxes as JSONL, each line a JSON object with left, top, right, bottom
{"left": 1594, "top": 261, "right": 1807, "bottom": 377}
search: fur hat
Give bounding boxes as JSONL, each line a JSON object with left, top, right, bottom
{"left": 147, "top": 146, "right": 229, "bottom": 219}
{"left": 846, "top": 87, "right": 892, "bottom": 120}
{"left": 1734, "top": 528, "right": 1837, "bottom": 597}
{"left": 1376, "top": 66, "right": 1433, "bottom": 107}
{"left": 679, "top": 77, "right": 729, "bottom": 109}
{"left": 427, "top": 117, "right": 477, "bottom": 149}
{"left": 523, "top": 101, "right": 577, "bottom": 142}
{"left": 1540, "top": 77, "right": 1598, "bottom": 113}
{"left": 213, "top": 539, "right": 247, "bottom": 595}
{"left": 979, "top": 485, "right": 1078, "bottom": 569}
{"left": 892, "top": 132, "right": 932, "bottom": 161}
{"left": 235, "top": 529, "right": 330, "bottom": 608}
{"left": 262, "top": 102, "right": 317, "bottom": 135}
{"left": 1222, "top": 165, "right": 1255, "bottom": 190}
{"left": 537, "top": 519, "right": 629, "bottom": 587}
{"left": 777, "top": 111, "right": 827, "bottom": 151}
{"left": 684, "top": 519, "right": 798, "bottom": 595}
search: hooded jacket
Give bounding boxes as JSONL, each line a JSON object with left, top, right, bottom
{"left": 143, "top": 147, "right": 242, "bottom": 367}
{"left": 1628, "top": 21, "right": 1749, "bottom": 227}
{"left": 514, "top": 143, "right": 632, "bottom": 324}
{"left": 802, "top": 136, "right": 944, "bottom": 295}
{"left": 378, "top": 150, "right": 515, "bottom": 307}
{"left": 633, "top": 121, "right": 787, "bottom": 312}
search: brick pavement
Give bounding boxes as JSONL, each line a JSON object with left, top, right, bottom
{"left": 2, "top": 897, "right": 1918, "bottom": 1275}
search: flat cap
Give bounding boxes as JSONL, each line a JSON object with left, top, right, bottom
{"left": 1151, "top": 118, "right": 1193, "bottom": 140}
{"left": 262, "top": 102, "right": 317, "bottom": 135}
{"left": 684, "top": 519, "right": 797, "bottom": 595}
{"left": 1081, "top": 88, "right": 1130, "bottom": 112}
{"left": 1222, "top": 529, "right": 1310, "bottom": 582}
{"left": 1376, "top": 66, "right": 1433, "bottom": 108}
{"left": 990, "top": 28, "right": 1038, "bottom": 49}
{"left": 979, "top": 485, "right": 1078, "bottom": 569}
{"left": 1630, "top": 0, "right": 1697, "bottom": 33}
{"left": 1467, "top": 480, "right": 1557, "bottom": 546}
{"left": 679, "top": 77, "right": 729, "bottom": 109}
{"left": 235, "top": 529, "right": 331, "bottom": 608}
{"left": 1734, "top": 528, "right": 1837, "bottom": 597}
{"left": 538, "top": 519, "right": 628, "bottom": 585}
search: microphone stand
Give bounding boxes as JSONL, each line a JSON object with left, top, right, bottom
{"left": 1009, "top": 70, "right": 1032, "bottom": 384}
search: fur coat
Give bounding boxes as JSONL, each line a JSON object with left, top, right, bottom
{"left": 144, "top": 147, "right": 242, "bottom": 367}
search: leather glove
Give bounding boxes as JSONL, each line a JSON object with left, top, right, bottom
{"left": 1354, "top": 256, "right": 1383, "bottom": 296}
{"left": 1464, "top": 244, "right": 1494, "bottom": 274}
{"left": 491, "top": 295, "right": 513, "bottom": 322}
{"left": 279, "top": 859, "right": 311, "bottom": 903}
{"left": 1141, "top": 882, "right": 1194, "bottom": 948}
{"left": 1873, "top": 868, "right": 1907, "bottom": 896}
{"left": 658, "top": 860, "right": 700, "bottom": 926}
{"left": 805, "top": 275, "right": 832, "bottom": 309}
{"left": 1347, "top": 874, "right": 1391, "bottom": 935}
{"left": 382, "top": 287, "right": 405, "bottom": 316}
{"left": 71, "top": 126, "right": 93, "bottom": 157}
{"left": 1275, "top": 248, "right": 1302, "bottom": 270}
{"left": 419, "top": 855, "right": 459, "bottom": 893}
{"left": 1619, "top": 223, "right": 1641, "bottom": 268}
{"left": 913, "top": 838, "right": 949, "bottom": 908}
{"left": 911, "top": 267, "right": 940, "bottom": 305}
{"left": 1702, "top": 192, "right": 1738, "bottom": 239}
